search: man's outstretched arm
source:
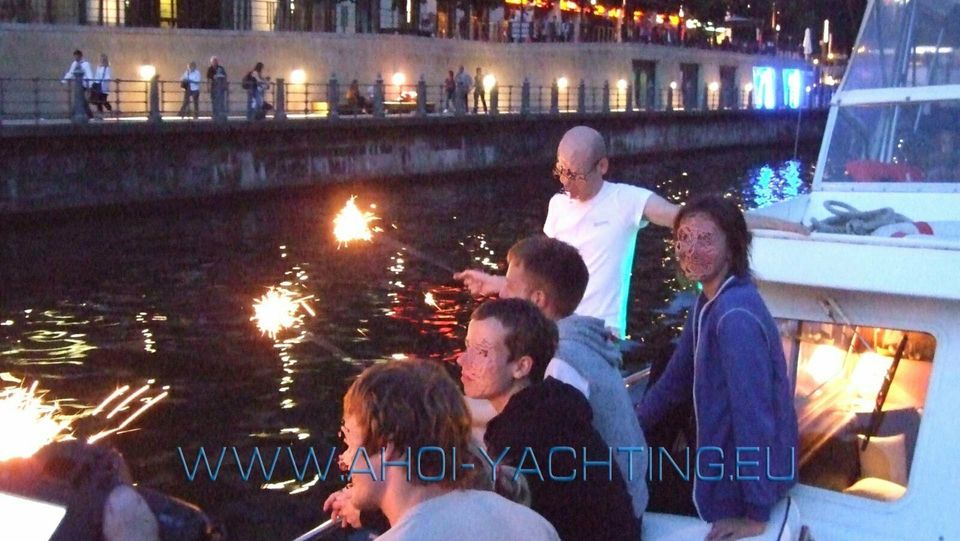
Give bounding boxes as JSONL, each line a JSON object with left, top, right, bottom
{"left": 642, "top": 192, "right": 809, "bottom": 235}
{"left": 453, "top": 270, "right": 506, "bottom": 297}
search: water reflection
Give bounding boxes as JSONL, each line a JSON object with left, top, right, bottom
{"left": 745, "top": 159, "right": 807, "bottom": 208}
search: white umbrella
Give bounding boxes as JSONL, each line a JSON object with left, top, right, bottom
{"left": 803, "top": 28, "right": 814, "bottom": 58}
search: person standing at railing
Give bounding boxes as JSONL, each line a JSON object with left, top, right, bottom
{"left": 472, "top": 67, "right": 487, "bottom": 114}
{"left": 454, "top": 65, "right": 471, "bottom": 114}
{"left": 61, "top": 49, "right": 94, "bottom": 119}
{"left": 178, "top": 61, "right": 201, "bottom": 119}
{"left": 207, "top": 56, "right": 227, "bottom": 121}
{"left": 243, "top": 62, "right": 266, "bottom": 121}
{"left": 89, "top": 53, "right": 113, "bottom": 119}
{"left": 444, "top": 70, "right": 455, "bottom": 113}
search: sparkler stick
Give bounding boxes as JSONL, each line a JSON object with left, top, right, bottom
{"left": 378, "top": 236, "right": 457, "bottom": 274}
{"left": 290, "top": 518, "right": 338, "bottom": 541}
{"left": 333, "top": 196, "right": 457, "bottom": 273}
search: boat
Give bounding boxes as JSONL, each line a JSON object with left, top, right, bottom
{"left": 634, "top": 0, "right": 960, "bottom": 538}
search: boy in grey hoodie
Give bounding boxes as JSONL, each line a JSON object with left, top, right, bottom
{"left": 500, "top": 235, "right": 649, "bottom": 525}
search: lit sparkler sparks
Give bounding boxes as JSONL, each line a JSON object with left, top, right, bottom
{"left": 251, "top": 287, "right": 316, "bottom": 339}
{"left": 0, "top": 379, "right": 168, "bottom": 461}
{"left": 333, "top": 196, "right": 380, "bottom": 247}
{"left": 424, "top": 292, "right": 440, "bottom": 310}
{"left": 0, "top": 382, "right": 71, "bottom": 461}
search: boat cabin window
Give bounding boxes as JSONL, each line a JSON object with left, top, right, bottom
{"left": 778, "top": 319, "right": 934, "bottom": 502}
{"left": 823, "top": 101, "right": 960, "bottom": 183}
{"left": 844, "top": 0, "right": 960, "bottom": 92}
{"left": 823, "top": 0, "right": 960, "bottom": 183}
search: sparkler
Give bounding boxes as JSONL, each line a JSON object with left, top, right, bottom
{"left": 0, "top": 382, "right": 71, "bottom": 461}
{"left": 0, "top": 378, "right": 168, "bottom": 461}
{"left": 333, "top": 196, "right": 456, "bottom": 273}
{"left": 333, "top": 196, "right": 380, "bottom": 247}
{"left": 424, "top": 292, "right": 440, "bottom": 309}
{"left": 251, "top": 287, "right": 316, "bottom": 340}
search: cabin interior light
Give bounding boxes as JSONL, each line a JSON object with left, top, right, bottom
{"left": 616, "top": 79, "right": 628, "bottom": 91}
{"left": 138, "top": 64, "right": 156, "bottom": 80}
{"left": 557, "top": 77, "right": 569, "bottom": 90}
{"left": 290, "top": 69, "right": 306, "bottom": 85}
{"left": 669, "top": 81, "right": 678, "bottom": 90}
{"left": 391, "top": 72, "right": 406, "bottom": 86}
{"left": 708, "top": 81, "right": 720, "bottom": 92}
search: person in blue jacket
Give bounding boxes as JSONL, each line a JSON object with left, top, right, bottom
{"left": 637, "top": 194, "right": 799, "bottom": 541}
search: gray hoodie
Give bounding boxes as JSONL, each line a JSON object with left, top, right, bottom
{"left": 555, "top": 314, "right": 649, "bottom": 518}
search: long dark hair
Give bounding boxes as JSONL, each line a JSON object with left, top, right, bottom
{"left": 673, "top": 194, "right": 752, "bottom": 277}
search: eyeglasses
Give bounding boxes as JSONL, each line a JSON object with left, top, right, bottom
{"left": 553, "top": 159, "right": 600, "bottom": 188}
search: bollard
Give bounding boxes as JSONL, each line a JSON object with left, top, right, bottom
{"left": 489, "top": 83, "right": 498, "bottom": 116}
{"left": 71, "top": 68, "right": 88, "bottom": 125}
{"left": 373, "top": 74, "right": 385, "bottom": 117}
{"left": 601, "top": 81, "right": 610, "bottom": 113}
{"left": 416, "top": 75, "right": 427, "bottom": 117}
{"left": 148, "top": 75, "right": 161, "bottom": 123}
{"left": 274, "top": 77, "right": 287, "bottom": 120}
{"left": 550, "top": 79, "right": 559, "bottom": 115}
{"left": 328, "top": 74, "right": 340, "bottom": 119}
{"left": 625, "top": 83, "right": 633, "bottom": 113}
{"left": 577, "top": 80, "right": 586, "bottom": 114}
{"left": 520, "top": 78, "right": 531, "bottom": 116}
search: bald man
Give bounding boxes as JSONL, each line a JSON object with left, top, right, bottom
{"left": 456, "top": 125, "right": 807, "bottom": 339}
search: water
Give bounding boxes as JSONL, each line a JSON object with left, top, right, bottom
{"left": 0, "top": 145, "right": 815, "bottom": 539}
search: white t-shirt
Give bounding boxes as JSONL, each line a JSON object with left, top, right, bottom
{"left": 543, "top": 181, "right": 653, "bottom": 338}
{"left": 377, "top": 489, "right": 560, "bottom": 541}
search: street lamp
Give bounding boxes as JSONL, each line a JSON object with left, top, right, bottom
{"left": 138, "top": 64, "right": 156, "bottom": 80}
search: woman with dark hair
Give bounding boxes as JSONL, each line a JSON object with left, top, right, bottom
{"left": 637, "top": 194, "right": 799, "bottom": 541}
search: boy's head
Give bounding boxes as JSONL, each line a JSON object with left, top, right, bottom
{"left": 341, "top": 359, "right": 473, "bottom": 510}
{"left": 458, "top": 298, "right": 558, "bottom": 412}
{"left": 502, "top": 236, "right": 588, "bottom": 320}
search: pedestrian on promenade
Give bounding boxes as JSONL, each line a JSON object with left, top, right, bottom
{"left": 444, "top": 70, "right": 455, "bottom": 113}
{"left": 243, "top": 62, "right": 267, "bottom": 121}
{"left": 61, "top": 49, "right": 94, "bottom": 119}
{"left": 473, "top": 67, "right": 487, "bottom": 114}
{"left": 207, "top": 56, "right": 227, "bottom": 121}
{"left": 91, "top": 53, "right": 113, "bottom": 118}
{"left": 454, "top": 65, "right": 472, "bottom": 114}
{"left": 178, "top": 61, "right": 201, "bottom": 119}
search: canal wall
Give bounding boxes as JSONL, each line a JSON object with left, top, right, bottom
{"left": 0, "top": 110, "right": 826, "bottom": 215}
